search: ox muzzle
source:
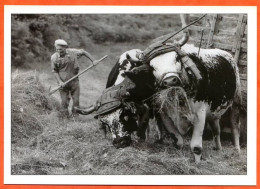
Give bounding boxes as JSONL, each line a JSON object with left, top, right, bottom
{"left": 159, "top": 73, "right": 183, "bottom": 88}
{"left": 112, "top": 135, "right": 132, "bottom": 148}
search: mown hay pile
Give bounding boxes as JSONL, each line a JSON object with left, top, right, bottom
{"left": 11, "top": 70, "right": 58, "bottom": 145}
{"left": 154, "top": 87, "right": 193, "bottom": 127}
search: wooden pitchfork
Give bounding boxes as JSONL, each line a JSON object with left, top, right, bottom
{"left": 49, "top": 55, "right": 108, "bottom": 95}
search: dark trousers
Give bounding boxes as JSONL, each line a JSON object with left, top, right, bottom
{"left": 59, "top": 80, "right": 80, "bottom": 117}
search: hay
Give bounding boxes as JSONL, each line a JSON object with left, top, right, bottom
{"left": 154, "top": 87, "right": 193, "bottom": 125}
{"left": 11, "top": 70, "right": 58, "bottom": 145}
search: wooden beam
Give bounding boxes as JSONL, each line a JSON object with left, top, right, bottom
{"left": 189, "top": 25, "right": 209, "bottom": 32}
{"left": 217, "top": 29, "right": 236, "bottom": 36}
{"left": 238, "top": 60, "right": 247, "bottom": 66}
{"left": 232, "top": 14, "right": 244, "bottom": 53}
{"left": 234, "top": 15, "right": 247, "bottom": 65}
{"left": 221, "top": 16, "right": 238, "bottom": 22}
{"left": 240, "top": 74, "right": 247, "bottom": 80}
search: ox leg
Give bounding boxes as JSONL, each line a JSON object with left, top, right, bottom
{"left": 137, "top": 104, "right": 150, "bottom": 140}
{"left": 99, "top": 121, "right": 107, "bottom": 139}
{"left": 190, "top": 104, "right": 206, "bottom": 163}
{"left": 154, "top": 113, "right": 165, "bottom": 143}
{"left": 208, "top": 118, "right": 222, "bottom": 151}
{"left": 230, "top": 103, "right": 241, "bottom": 153}
{"left": 159, "top": 113, "right": 183, "bottom": 149}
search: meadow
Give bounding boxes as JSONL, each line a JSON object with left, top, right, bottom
{"left": 11, "top": 14, "right": 247, "bottom": 176}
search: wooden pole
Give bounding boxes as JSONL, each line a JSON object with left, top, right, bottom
{"left": 49, "top": 55, "right": 108, "bottom": 95}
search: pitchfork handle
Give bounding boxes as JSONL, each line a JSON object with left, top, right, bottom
{"left": 49, "top": 55, "right": 108, "bottom": 95}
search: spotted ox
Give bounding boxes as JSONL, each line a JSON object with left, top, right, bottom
{"left": 106, "top": 49, "right": 143, "bottom": 88}
{"left": 75, "top": 50, "right": 156, "bottom": 148}
{"left": 147, "top": 36, "right": 242, "bottom": 162}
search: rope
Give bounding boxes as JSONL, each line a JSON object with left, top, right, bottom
{"left": 162, "top": 14, "right": 207, "bottom": 44}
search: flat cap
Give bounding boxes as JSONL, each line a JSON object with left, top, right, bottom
{"left": 54, "top": 39, "right": 68, "bottom": 47}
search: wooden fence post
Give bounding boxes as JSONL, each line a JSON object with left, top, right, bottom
{"left": 232, "top": 14, "right": 244, "bottom": 53}
{"left": 206, "top": 14, "right": 218, "bottom": 48}
{"left": 234, "top": 14, "right": 247, "bottom": 65}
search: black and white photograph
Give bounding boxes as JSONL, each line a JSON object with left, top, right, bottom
{"left": 5, "top": 6, "right": 256, "bottom": 185}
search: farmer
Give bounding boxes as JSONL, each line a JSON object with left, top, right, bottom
{"left": 51, "top": 39, "right": 97, "bottom": 118}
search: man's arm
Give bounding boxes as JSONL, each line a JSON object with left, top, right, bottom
{"left": 80, "top": 50, "right": 95, "bottom": 62}
{"left": 51, "top": 55, "right": 65, "bottom": 87}
{"left": 53, "top": 73, "right": 65, "bottom": 87}
{"left": 69, "top": 48, "right": 97, "bottom": 63}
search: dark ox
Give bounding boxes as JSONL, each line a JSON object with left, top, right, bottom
{"left": 148, "top": 40, "right": 241, "bottom": 162}
{"left": 76, "top": 50, "right": 155, "bottom": 148}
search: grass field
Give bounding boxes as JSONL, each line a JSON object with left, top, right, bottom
{"left": 10, "top": 14, "right": 247, "bottom": 177}
{"left": 11, "top": 41, "right": 247, "bottom": 176}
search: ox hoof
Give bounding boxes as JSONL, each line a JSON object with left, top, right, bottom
{"left": 194, "top": 154, "right": 202, "bottom": 164}
{"left": 155, "top": 139, "right": 163, "bottom": 144}
{"left": 235, "top": 147, "right": 241, "bottom": 154}
{"left": 176, "top": 141, "right": 184, "bottom": 150}
{"left": 173, "top": 142, "right": 183, "bottom": 150}
{"left": 192, "top": 147, "right": 202, "bottom": 163}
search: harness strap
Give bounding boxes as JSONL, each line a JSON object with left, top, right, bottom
{"left": 180, "top": 56, "right": 202, "bottom": 81}
{"left": 139, "top": 43, "right": 180, "bottom": 64}
{"left": 138, "top": 42, "right": 202, "bottom": 86}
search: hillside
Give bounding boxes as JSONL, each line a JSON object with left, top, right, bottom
{"left": 11, "top": 14, "right": 181, "bottom": 69}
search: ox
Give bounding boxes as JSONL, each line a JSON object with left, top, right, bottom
{"left": 143, "top": 31, "right": 242, "bottom": 162}
{"left": 106, "top": 49, "right": 143, "bottom": 87}
{"left": 75, "top": 50, "right": 156, "bottom": 148}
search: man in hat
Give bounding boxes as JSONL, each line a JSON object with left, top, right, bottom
{"left": 51, "top": 39, "right": 97, "bottom": 118}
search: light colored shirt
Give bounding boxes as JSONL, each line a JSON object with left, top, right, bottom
{"left": 51, "top": 48, "right": 85, "bottom": 81}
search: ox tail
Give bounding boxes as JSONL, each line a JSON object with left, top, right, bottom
{"left": 74, "top": 105, "right": 96, "bottom": 115}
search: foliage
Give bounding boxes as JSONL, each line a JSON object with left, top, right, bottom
{"left": 11, "top": 14, "right": 181, "bottom": 68}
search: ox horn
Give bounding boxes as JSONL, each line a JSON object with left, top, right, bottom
{"left": 176, "top": 14, "right": 190, "bottom": 46}
{"left": 74, "top": 105, "right": 96, "bottom": 115}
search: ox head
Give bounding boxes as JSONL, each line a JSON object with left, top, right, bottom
{"left": 149, "top": 14, "right": 191, "bottom": 89}
{"left": 100, "top": 64, "right": 155, "bottom": 148}
{"left": 119, "top": 49, "right": 143, "bottom": 70}
{"left": 99, "top": 105, "right": 138, "bottom": 148}
{"left": 103, "top": 64, "right": 154, "bottom": 148}
{"left": 114, "top": 49, "right": 143, "bottom": 86}
{"left": 77, "top": 64, "right": 155, "bottom": 148}
{"left": 106, "top": 49, "right": 143, "bottom": 88}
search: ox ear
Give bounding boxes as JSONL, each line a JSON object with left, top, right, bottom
{"left": 126, "top": 53, "right": 131, "bottom": 60}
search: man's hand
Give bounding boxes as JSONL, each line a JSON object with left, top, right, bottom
{"left": 58, "top": 81, "right": 66, "bottom": 88}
